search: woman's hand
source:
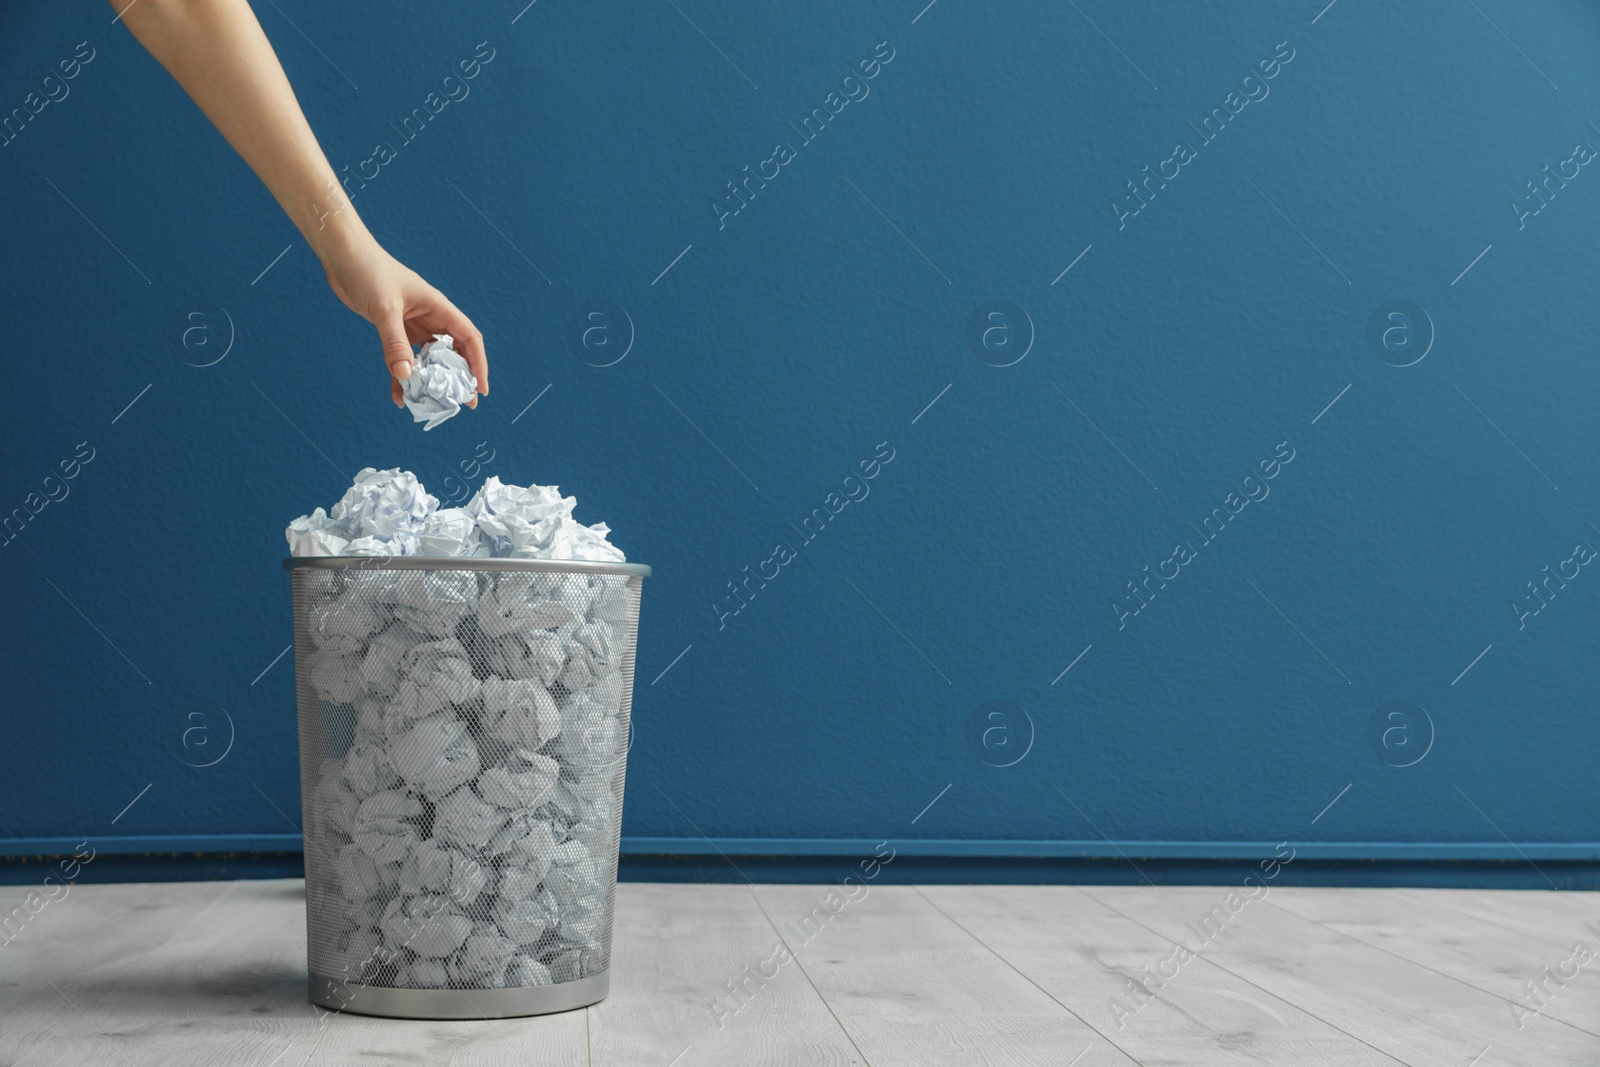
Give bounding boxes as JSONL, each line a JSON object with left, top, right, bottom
{"left": 319, "top": 229, "right": 489, "bottom": 407}
{"left": 112, "top": 0, "right": 489, "bottom": 409}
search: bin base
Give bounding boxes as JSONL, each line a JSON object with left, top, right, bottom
{"left": 309, "top": 970, "right": 609, "bottom": 1019}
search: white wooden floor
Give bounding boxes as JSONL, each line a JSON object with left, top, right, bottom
{"left": 2, "top": 879, "right": 1598, "bottom": 1066}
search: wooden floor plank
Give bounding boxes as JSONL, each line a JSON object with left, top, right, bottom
{"left": 755, "top": 884, "right": 1141, "bottom": 1067}
{"left": 1266, "top": 886, "right": 1600, "bottom": 1038}
{"left": 1081, "top": 884, "right": 1600, "bottom": 1067}
{"left": 1334, "top": 886, "right": 1600, "bottom": 948}
{"left": 312, "top": 1003, "right": 590, "bottom": 1067}
{"left": 923, "top": 884, "right": 1400, "bottom": 1067}
{"left": 589, "top": 883, "right": 861, "bottom": 1067}
{"left": 1, "top": 879, "right": 244, "bottom": 1067}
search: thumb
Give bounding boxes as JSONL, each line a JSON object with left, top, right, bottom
{"left": 377, "top": 308, "right": 415, "bottom": 385}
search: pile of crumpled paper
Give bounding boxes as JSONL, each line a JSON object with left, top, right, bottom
{"left": 288, "top": 472, "right": 635, "bottom": 991}
{"left": 286, "top": 468, "right": 624, "bottom": 563}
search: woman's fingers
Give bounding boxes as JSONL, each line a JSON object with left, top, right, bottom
{"left": 376, "top": 306, "right": 416, "bottom": 402}
{"left": 377, "top": 307, "right": 416, "bottom": 374}
{"left": 457, "top": 326, "right": 488, "bottom": 397}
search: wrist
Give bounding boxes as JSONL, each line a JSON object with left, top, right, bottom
{"left": 301, "top": 187, "right": 376, "bottom": 264}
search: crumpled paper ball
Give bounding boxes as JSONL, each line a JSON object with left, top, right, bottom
{"left": 359, "top": 623, "right": 421, "bottom": 699}
{"left": 507, "top": 956, "right": 553, "bottom": 986}
{"left": 487, "top": 813, "right": 560, "bottom": 873}
{"left": 466, "top": 478, "right": 624, "bottom": 563}
{"left": 418, "top": 507, "right": 487, "bottom": 558}
{"left": 332, "top": 842, "right": 386, "bottom": 903}
{"left": 388, "top": 714, "right": 481, "bottom": 799}
{"left": 351, "top": 790, "right": 423, "bottom": 866}
{"left": 398, "top": 840, "right": 490, "bottom": 907}
{"left": 556, "top": 714, "right": 623, "bottom": 774}
{"left": 467, "top": 479, "right": 570, "bottom": 558}
{"left": 493, "top": 886, "right": 559, "bottom": 945}
{"left": 380, "top": 894, "right": 474, "bottom": 958}
{"left": 387, "top": 572, "right": 479, "bottom": 637}
{"left": 397, "top": 958, "right": 450, "bottom": 988}
{"left": 286, "top": 507, "right": 350, "bottom": 557}
{"left": 329, "top": 467, "right": 437, "bottom": 547}
{"left": 402, "top": 334, "right": 478, "bottom": 431}
{"left": 476, "top": 575, "right": 573, "bottom": 637}
{"left": 481, "top": 679, "right": 561, "bottom": 749}
{"left": 545, "top": 946, "right": 583, "bottom": 983}
{"left": 482, "top": 631, "right": 566, "bottom": 688}
{"left": 557, "top": 620, "right": 618, "bottom": 691}
{"left": 432, "top": 785, "right": 509, "bottom": 853}
{"left": 476, "top": 750, "right": 560, "bottom": 809}
{"left": 341, "top": 741, "right": 399, "bottom": 800}
{"left": 449, "top": 922, "right": 517, "bottom": 985}
{"left": 309, "top": 650, "right": 364, "bottom": 704}
{"left": 307, "top": 591, "right": 385, "bottom": 656}
{"left": 390, "top": 639, "right": 480, "bottom": 722}
{"left": 325, "top": 928, "right": 385, "bottom": 982}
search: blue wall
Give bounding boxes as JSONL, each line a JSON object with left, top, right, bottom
{"left": 4, "top": 0, "right": 1599, "bottom": 884}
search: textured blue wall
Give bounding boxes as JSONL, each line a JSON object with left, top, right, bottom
{"left": 3, "top": 0, "right": 1598, "bottom": 877}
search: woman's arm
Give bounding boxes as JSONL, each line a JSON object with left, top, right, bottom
{"left": 113, "top": 0, "right": 488, "bottom": 405}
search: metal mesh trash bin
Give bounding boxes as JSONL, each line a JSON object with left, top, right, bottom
{"left": 284, "top": 556, "right": 649, "bottom": 1019}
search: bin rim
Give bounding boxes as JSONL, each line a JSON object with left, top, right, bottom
{"left": 283, "top": 556, "right": 651, "bottom": 578}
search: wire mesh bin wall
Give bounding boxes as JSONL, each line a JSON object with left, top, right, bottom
{"left": 285, "top": 556, "right": 649, "bottom": 1020}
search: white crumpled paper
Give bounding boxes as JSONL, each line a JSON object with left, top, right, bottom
{"left": 380, "top": 894, "right": 474, "bottom": 958}
{"left": 334, "top": 470, "right": 438, "bottom": 550}
{"left": 402, "top": 334, "right": 478, "bottom": 431}
{"left": 481, "top": 678, "right": 561, "bottom": 749}
{"left": 419, "top": 507, "right": 487, "bottom": 559}
{"left": 286, "top": 508, "right": 350, "bottom": 557}
{"left": 476, "top": 750, "right": 560, "bottom": 809}
{"left": 388, "top": 714, "right": 481, "bottom": 799}
{"left": 287, "top": 471, "right": 626, "bottom": 562}
{"left": 314, "top": 468, "right": 438, "bottom": 557}
{"left": 468, "top": 478, "right": 624, "bottom": 563}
